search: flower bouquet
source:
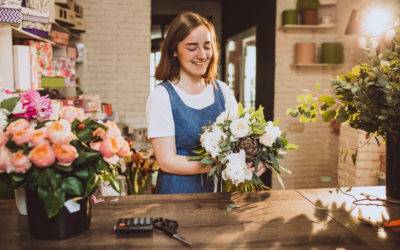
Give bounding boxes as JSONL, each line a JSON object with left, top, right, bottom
{"left": 0, "top": 88, "right": 130, "bottom": 219}
{"left": 188, "top": 103, "right": 297, "bottom": 191}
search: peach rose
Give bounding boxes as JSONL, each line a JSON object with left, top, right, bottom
{"left": 12, "top": 150, "right": 32, "bottom": 173}
{"left": 31, "top": 128, "right": 50, "bottom": 146}
{"left": 0, "top": 146, "right": 13, "bottom": 173}
{"left": 0, "top": 132, "right": 9, "bottom": 147}
{"left": 47, "top": 120, "right": 75, "bottom": 144}
{"left": 99, "top": 136, "right": 120, "bottom": 158}
{"left": 53, "top": 143, "right": 78, "bottom": 166}
{"left": 61, "top": 106, "right": 85, "bottom": 123}
{"left": 12, "top": 128, "right": 32, "bottom": 146}
{"left": 29, "top": 144, "right": 56, "bottom": 168}
{"left": 6, "top": 119, "right": 29, "bottom": 135}
{"left": 92, "top": 127, "right": 106, "bottom": 139}
{"left": 117, "top": 139, "right": 130, "bottom": 158}
{"left": 105, "top": 121, "right": 121, "bottom": 138}
{"left": 90, "top": 141, "right": 101, "bottom": 151}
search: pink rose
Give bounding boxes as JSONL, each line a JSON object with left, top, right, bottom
{"left": 53, "top": 143, "right": 78, "bottom": 166}
{"left": 99, "top": 136, "right": 120, "bottom": 158}
{"left": 29, "top": 144, "right": 56, "bottom": 168}
{"left": 31, "top": 128, "right": 50, "bottom": 146}
{"left": 12, "top": 128, "right": 32, "bottom": 146}
{"left": 0, "top": 146, "right": 13, "bottom": 173}
{"left": 61, "top": 106, "right": 85, "bottom": 123}
{"left": 6, "top": 119, "right": 29, "bottom": 135}
{"left": 117, "top": 140, "right": 130, "bottom": 158}
{"left": 12, "top": 150, "right": 32, "bottom": 173}
{"left": 0, "top": 132, "right": 9, "bottom": 147}
{"left": 47, "top": 120, "right": 75, "bottom": 144}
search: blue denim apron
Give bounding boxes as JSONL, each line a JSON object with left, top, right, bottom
{"left": 156, "top": 81, "right": 226, "bottom": 194}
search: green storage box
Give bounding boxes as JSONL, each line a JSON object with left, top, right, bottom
{"left": 282, "top": 9, "right": 298, "bottom": 25}
{"left": 41, "top": 77, "right": 65, "bottom": 88}
{"left": 321, "top": 42, "right": 344, "bottom": 64}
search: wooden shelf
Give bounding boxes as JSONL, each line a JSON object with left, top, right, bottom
{"left": 11, "top": 27, "right": 55, "bottom": 45}
{"left": 292, "top": 63, "right": 343, "bottom": 68}
{"left": 320, "top": 0, "right": 337, "bottom": 6}
{"left": 280, "top": 24, "right": 336, "bottom": 32}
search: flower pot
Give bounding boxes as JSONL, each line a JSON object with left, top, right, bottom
{"left": 295, "top": 42, "right": 315, "bottom": 64}
{"left": 386, "top": 134, "right": 400, "bottom": 200}
{"left": 321, "top": 42, "right": 344, "bottom": 64}
{"left": 282, "top": 9, "right": 298, "bottom": 25}
{"left": 300, "top": 10, "right": 318, "bottom": 25}
{"left": 25, "top": 188, "right": 91, "bottom": 239}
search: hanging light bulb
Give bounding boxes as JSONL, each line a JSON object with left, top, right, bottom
{"left": 362, "top": 8, "right": 393, "bottom": 37}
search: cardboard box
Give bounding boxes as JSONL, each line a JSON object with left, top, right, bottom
{"left": 62, "top": 98, "right": 84, "bottom": 109}
{"left": 67, "top": 46, "right": 76, "bottom": 58}
{"left": 55, "top": 0, "right": 73, "bottom": 9}
{"left": 69, "top": 16, "right": 85, "bottom": 32}
{"left": 54, "top": 4, "right": 74, "bottom": 26}
{"left": 73, "top": 2, "right": 82, "bottom": 17}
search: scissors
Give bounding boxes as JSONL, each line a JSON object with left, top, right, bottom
{"left": 153, "top": 217, "right": 192, "bottom": 246}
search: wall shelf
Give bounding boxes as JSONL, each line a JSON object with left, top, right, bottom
{"left": 320, "top": 0, "right": 337, "bottom": 6}
{"left": 280, "top": 24, "right": 336, "bottom": 32}
{"left": 11, "top": 26, "right": 55, "bottom": 45}
{"left": 292, "top": 63, "right": 343, "bottom": 69}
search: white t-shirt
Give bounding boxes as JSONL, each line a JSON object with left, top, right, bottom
{"left": 146, "top": 81, "right": 237, "bottom": 138}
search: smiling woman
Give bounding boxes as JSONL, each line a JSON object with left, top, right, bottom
{"left": 145, "top": 12, "right": 256, "bottom": 194}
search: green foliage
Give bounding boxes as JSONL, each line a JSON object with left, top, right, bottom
{"left": 1, "top": 96, "right": 20, "bottom": 113}
{"left": 288, "top": 25, "right": 400, "bottom": 139}
{"left": 296, "top": 0, "right": 320, "bottom": 11}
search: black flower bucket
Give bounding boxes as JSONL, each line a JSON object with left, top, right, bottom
{"left": 25, "top": 188, "right": 91, "bottom": 239}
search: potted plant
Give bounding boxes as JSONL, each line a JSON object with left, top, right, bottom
{"left": 0, "top": 89, "right": 130, "bottom": 239}
{"left": 296, "top": 0, "right": 320, "bottom": 25}
{"left": 287, "top": 25, "right": 400, "bottom": 199}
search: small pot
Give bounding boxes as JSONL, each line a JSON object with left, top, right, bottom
{"left": 300, "top": 10, "right": 318, "bottom": 25}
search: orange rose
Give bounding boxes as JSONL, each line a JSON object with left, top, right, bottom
{"left": 53, "top": 143, "right": 78, "bottom": 166}
{"left": 29, "top": 144, "right": 56, "bottom": 168}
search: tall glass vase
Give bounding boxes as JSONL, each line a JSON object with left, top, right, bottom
{"left": 386, "top": 133, "right": 400, "bottom": 200}
{"left": 25, "top": 188, "right": 92, "bottom": 239}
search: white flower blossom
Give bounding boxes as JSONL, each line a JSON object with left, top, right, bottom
{"left": 260, "top": 122, "right": 282, "bottom": 147}
{"left": 230, "top": 118, "right": 249, "bottom": 138}
{"left": 221, "top": 150, "right": 253, "bottom": 186}
{"left": 216, "top": 108, "right": 239, "bottom": 123}
{"left": 0, "top": 111, "right": 8, "bottom": 131}
{"left": 201, "top": 131, "right": 226, "bottom": 158}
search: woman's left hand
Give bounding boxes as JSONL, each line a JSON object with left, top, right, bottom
{"left": 246, "top": 161, "right": 267, "bottom": 177}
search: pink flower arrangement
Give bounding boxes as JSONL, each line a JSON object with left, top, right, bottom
{"left": 0, "top": 89, "right": 131, "bottom": 218}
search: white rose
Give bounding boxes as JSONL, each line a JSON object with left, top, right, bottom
{"left": 11, "top": 101, "right": 26, "bottom": 115}
{"left": 0, "top": 111, "right": 8, "bottom": 131}
{"left": 216, "top": 108, "right": 239, "bottom": 123}
{"left": 230, "top": 118, "right": 249, "bottom": 138}
{"left": 260, "top": 122, "right": 282, "bottom": 146}
{"left": 201, "top": 131, "right": 226, "bottom": 158}
{"left": 221, "top": 150, "right": 252, "bottom": 186}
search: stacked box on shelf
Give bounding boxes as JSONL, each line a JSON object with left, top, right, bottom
{"left": 55, "top": 0, "right": 73, "bottom": 9}
{"left": 50, "top": 29, "right": 69, "bottom": 45}
{"left": 21, "top": 6, "right": 50, "bottom": 38}
{"left": 54, "top": 4, "right": 73, "bottom": 26}
{"left": 0, "top": 0, "right": 22, "bottom": 25}
{"left": 49, "top": 56, "right": 75, "bottom": 87}
{"left": 13, "top": 45, "right": 31, "bottom": 90}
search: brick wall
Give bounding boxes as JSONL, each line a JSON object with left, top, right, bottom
{"left": 77, "top": 0, "right": 150, "bottom": 128}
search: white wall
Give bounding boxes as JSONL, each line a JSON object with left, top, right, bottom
{"left": 78, "top": 0, "right": 151, "bottom": 128}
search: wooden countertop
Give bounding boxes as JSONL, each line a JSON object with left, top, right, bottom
{"left": 0, "top": 186, "right": 399, "bottom": 249}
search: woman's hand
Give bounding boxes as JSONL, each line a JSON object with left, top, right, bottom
{"left": 246, "top": 161, "right": 267, "bottom": 177}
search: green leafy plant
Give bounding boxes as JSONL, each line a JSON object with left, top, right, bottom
{"left": 287, "top": 25, "right": 400, "bottom": 150}
{"left": 296, "top": 0, "right": 320, "bottom": 11}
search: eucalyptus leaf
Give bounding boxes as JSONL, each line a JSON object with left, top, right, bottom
{"left": 227, "top": 204, "right": 240, "bottom": 212}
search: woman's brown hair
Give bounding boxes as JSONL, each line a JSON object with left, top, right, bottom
{"left": 155, "top": 12, "right": 219, "bottom": 84}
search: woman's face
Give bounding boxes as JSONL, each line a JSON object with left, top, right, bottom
{"left": 175, "top": 25, "right": 212, "bottom": 80}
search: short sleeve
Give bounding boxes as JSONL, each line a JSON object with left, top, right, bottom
{"left": 218, "top": 81, "right": 238, "bottom": 110}
{"left": 146, "top": 85, "right": 175, "bottom": 138}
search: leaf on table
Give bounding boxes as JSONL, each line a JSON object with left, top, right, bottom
{"left": 384, "top": 219, "right": 400, "bottom": 228}
{"left": 315, "top": 206, "right": 329, "bottom": 211}
{"left": 227, "top": 204, "right": 240, "bottom": 212}
{"left": 320, "top": 176, "right": 332, "bottom": 182}
{"left": 345, "top": 187, "right": 352, "bottom": 192}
